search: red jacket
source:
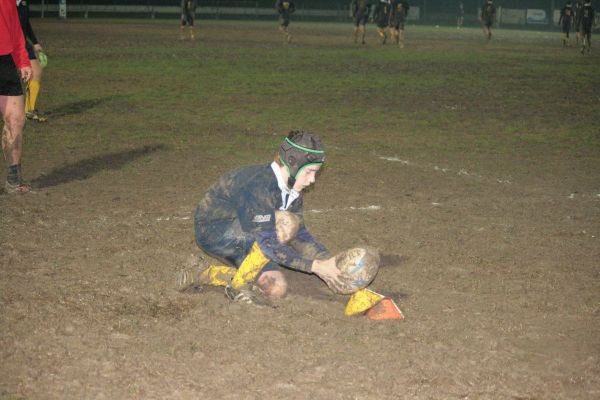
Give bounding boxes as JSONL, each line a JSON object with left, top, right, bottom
{"left": 0, "top": 0, "right": 30, "bottom": 69}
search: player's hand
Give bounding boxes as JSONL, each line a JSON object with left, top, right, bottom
{"left": 312, "top": 257, "right": 345, "bottom": 288}
{"left": 19, "top": 66, "right": 32, "bottom": 82}
{"left": 33, "top": 44, "right": 43, "bottom": 53}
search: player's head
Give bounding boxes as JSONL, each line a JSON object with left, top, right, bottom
{"left": 278, "top": 130, "right": 325, "bottom": 190}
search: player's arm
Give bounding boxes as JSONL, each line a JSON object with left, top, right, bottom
{"left": 255, "top": 228, "right": 314, "bottom": 272}
{"left": 255, "top": 230, "right": 343, "bottom": 287}
{"left": 289, "top": 226, "right": 331, "bottom": 260}
{"left": 10, "top": 5, "right": 31, "bottom": 73}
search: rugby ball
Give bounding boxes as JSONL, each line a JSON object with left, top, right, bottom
{"left": 329, "top": 247, "right": 380, "bottom": 294}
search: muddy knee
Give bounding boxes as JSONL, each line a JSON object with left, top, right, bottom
{"left": 257, "top": 271, "right": 288, "bottom": 300}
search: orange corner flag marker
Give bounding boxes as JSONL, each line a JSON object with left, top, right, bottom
{"left": 365, "top": 298, "right": 404, "bottom": 320}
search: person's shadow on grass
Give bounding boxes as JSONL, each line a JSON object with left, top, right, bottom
{"left": 32, "top": 144, "right": 168, "bottom": 189}
{"left": 44, "top": 97, "right": 117, "bottom": 118}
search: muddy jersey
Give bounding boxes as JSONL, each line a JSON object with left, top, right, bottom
{"left": 481, "top": 1, "right": 496, "bottom": 26}
{"left": 580, "top": 3, "right": 595, "bottom": 32}
{"left": 195, "top": 163, "right": 329, "bottom": 273}
{"left": 389, "top": 0, "right": 409, "bottom": 27}
{"left": 373, "top": 0, "right": 391, "bottom": 28}
{"left": 352, "top": 0, "right": 372, "bottom": 26}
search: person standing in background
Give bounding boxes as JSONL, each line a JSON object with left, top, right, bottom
{"left": 1, "top": 0, "right": 32, "bottom": 193}
{"left": 17, "top": 0, "right": 47, "bottom": 122}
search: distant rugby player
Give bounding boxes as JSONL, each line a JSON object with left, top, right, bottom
{"left": 351, "top": 0, "right": 372, "bottom": 45}
{"left": 579, "top": 0, "right": 595, "bottom": 54}
{"left": 373, "top": 0, "right": 391, "bottom": 44}
{"left": 574, "top": 0, "right": 583, "bottom": 44}
{"left": 180, "top": 0, "right": 197, "bottom": 41}
{"left": 457, "top": 2, "right": 465, "bottom": 29}
{"left": 276, "top": 0, "right": 296, "bottom": 43}
{"left": 558, "top": 2, "right": 574, "bottom": 47}
{"left": 480, "top": 0, "right": 496, "bottom": 41}
{"left": 389, "top": 0, "right": 409, "bottom": 48}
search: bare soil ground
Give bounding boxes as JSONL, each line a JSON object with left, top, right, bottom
{"left": 1, "top": 20, "right": 599, "bottom": 399}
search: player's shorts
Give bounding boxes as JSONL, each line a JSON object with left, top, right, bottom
{"left": 580, "top": 24, "right": 592, "bottom": 35}
{"left": 279, "top": 15, "right": 290, "bottom": 27}
{"left": 0, "top": 55, "right": 23, "bottom": 96}
{"left": 353, "top": 10, "right": 369, "bottom": 27}
{"left": 389, "top": 16, "right": 405, "bottom": 30}
{"left": 181, "top": 11, "right": 194, "bottom": 26}
{"left": 25, "top": 42, "right": 37, "bottom": 60}
{"left": 561, "top": 23, "right": 571, "bottom": 34}
{"left": 376, "top": 19, "right": 388, "bottom": 29}
{"left": 390, "top": 21, "right": 405, "bottom": 30}
{"left": 194, "top": 208, "right": 280, "bottom": 272}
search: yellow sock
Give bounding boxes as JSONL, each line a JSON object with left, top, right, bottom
{"left": 344, "top": 288, "right": 385, "bottom": 316}
{"left": 198, "top": 265, "right": 236, "bottom": 287}
{"left": 26, "top": 80, "right": 41, "bottom": 112}
{"left": 231, "top": 242, "right": 270, "bottom": 289}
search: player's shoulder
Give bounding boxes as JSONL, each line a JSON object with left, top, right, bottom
{"left": 232, "top": 163, "right": 274, "bottom": 184}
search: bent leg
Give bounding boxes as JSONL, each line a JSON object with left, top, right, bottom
{"left": 1, "top": 95, "right": 26, "bottom": 168}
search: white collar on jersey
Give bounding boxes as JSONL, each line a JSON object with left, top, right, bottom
{"left": 271, "top": 161, "right": 300, "bottom": 211}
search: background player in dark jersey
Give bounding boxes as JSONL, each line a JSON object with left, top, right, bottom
{"left": 558, "top": 2, "right": 575, "bottom": 47}
{"left": 180, "top": 0, "right": 197, "bottom": 41}
{"left": 457, "top": 2, "right": 465, "bottom": 29}
{"left": 574, "top": 0, "right": 583, "bottom": 44}
{"left": 579, "top": 1, "right": 595, "bottom": 54}
{"left": 389, "top": 0, "right": 409, "bottom": 48}
{"left": 351, "top": 0, "right": 371, "bottom": 45}
{"left": 276, "top": 0, "right": 296, "bottom": 43}
{"left": 373, "top": 0, "right": 391, "bottom": 44}
{"left": 480, "top": 0, "right": 496, "bottom": 41}
{"left": 17, "top": 0, "right": 46, "bottom": 122}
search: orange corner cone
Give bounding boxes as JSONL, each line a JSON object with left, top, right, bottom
{"left": 365, "top": 298, "right": 404, "bottom": 321}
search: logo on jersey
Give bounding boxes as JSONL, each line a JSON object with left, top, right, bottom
{"left": 253, "top": 214, "right": 272, "bottom": 223}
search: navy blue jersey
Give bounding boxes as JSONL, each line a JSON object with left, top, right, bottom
{"left": 195, "top": 164, "right": 329, "bottom": 273}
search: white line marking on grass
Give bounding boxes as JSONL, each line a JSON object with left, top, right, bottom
{"left": 380, "top": 156, "right": 512, "bottom": 184}
{"left": 308, "top": 205, "right": 381, "bottom": 214}
{"left": 156, "top": 215, "right": 191, "bottom": 221}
